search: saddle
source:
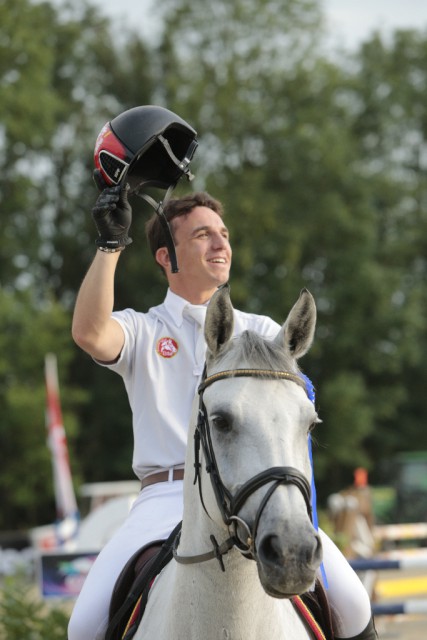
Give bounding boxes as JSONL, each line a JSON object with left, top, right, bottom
{"left": 105, "top": 521, "right": 335, "bottom": 640}
{"left": 105, "top": 522, "right": 182, "bottom": 640}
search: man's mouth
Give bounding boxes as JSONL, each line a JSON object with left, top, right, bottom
{"left": 208, "top": 258, "right": 227, "bottom": 264}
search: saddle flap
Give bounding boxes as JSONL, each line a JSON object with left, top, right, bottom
{"left": 106, "top": 522, "right": 182, "bottom": 640}
{"left": 109, "top": 540, "right": 164, "bottom": 623}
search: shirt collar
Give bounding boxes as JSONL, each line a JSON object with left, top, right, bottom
{"left": 164, "top": 289, "right": 209, "bottom": 327}
{"left": 164, "top": 289, "right": 187, "bottom": 327}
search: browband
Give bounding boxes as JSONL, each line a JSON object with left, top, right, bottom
{"left": 198, "top": 369, "right": 307, "bottom": 394}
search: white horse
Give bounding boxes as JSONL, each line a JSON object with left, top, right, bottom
{"left": 134, "top": 287, "right": 323, "bottom": 640}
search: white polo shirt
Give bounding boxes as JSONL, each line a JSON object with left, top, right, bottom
{"left": 103, "top": 289, "right": 279, "bottom": 481}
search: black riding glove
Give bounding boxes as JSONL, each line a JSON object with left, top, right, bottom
{"left": 92, "top": 170, "right": 133, "bottom": 252}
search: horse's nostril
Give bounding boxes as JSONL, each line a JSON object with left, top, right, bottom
{"left": 308, "top": 533, "right": 322, "bottom": 566}
{"left": 258, "top": 534, "right": 282, "bottom": 566}
{"left": 315, "top": 533, "right": 322, "bottom": 555}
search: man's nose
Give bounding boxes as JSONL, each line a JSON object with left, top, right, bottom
{"left": 212, "top": 233, "right": 228, "bottom": 248}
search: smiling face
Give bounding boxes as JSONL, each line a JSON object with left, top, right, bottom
{"left": 156, "top": 206, "right": 232, "bottom": 304}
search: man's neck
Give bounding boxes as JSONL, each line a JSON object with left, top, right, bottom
{"left": 168, "top": 284, "right": 218, "bottom": 306}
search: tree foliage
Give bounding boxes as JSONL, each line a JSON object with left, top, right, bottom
{"left": 1, "top": 0, "right": 427, "bottom": 529}
{"left": 0, "top": 574, "right": 69, "bottom": 639}
{"left": 0, "top": 288, "right": 79, "bottom": 528}
{"left": 155, "top": 3, "right": 427, "bottom": 493}
{"left": 0, "top": 0, "right": 153, "bottom": 527}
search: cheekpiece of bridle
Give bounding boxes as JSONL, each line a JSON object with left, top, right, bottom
{"left": 173, "top": 366, "right": 313, "bottom": 572}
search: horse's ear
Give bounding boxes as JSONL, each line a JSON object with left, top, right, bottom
{"left": 276, "top": 288, "right": 316, "bottom": 359}
{"left": 205, "top": 284, "right": 234, "bottom": 356}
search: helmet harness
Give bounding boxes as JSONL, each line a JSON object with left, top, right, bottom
{"left": 134, "top": 134, "right": 198, "bottom": 273}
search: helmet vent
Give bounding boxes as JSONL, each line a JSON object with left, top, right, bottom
{"left": 99, "top": 151, "right": 129, "bottom": 185}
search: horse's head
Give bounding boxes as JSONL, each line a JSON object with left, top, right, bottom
{"left": 196, "top": 286, "right": 322, "bottom": 597}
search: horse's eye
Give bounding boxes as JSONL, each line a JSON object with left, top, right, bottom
{"left": 212, "top": 415, "right": 231, "bottom": 433}
{"left": 308, "top": 416, "right": 321, "bottom": 433}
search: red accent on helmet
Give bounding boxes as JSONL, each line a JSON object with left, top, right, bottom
{"left": 93, "top": 122, "right": 133, "bottom": 186}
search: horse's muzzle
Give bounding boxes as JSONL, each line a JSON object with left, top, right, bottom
{"left": 256, "top": 525, "right": 322, "bottom": 598}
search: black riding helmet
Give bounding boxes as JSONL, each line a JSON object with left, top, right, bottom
{"left": 94, "top": 105, "right": 198, "bottom": 273}
{"left": 94, "top": 105, "right": 198, "bottom": 194}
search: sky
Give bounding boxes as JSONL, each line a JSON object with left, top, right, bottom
{"left": 324, "top": 0, "right": 427, "bottom": 49}
{"left": 82, "top": 0, "right": 427, "bottom": 50}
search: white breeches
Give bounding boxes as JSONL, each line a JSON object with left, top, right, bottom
{"left": 68, "top": 481, "right": 184, "bottom": 640}
{"left": 319, "top": 530, "right": 372, "bottom": 637}
{"left": 68, "top": 482, "right": 371, "bottom": 640}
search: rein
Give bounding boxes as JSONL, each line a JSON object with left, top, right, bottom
{"left": 173, "top": 367, "right": 312, "bottom": 571}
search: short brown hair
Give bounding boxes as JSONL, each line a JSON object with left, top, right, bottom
{"left": 145, "top": 191, "right": 224, "bottom": 258}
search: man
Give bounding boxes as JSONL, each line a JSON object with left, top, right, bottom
{"left": 68, "top": 185, "right": 376, "bottom": 639}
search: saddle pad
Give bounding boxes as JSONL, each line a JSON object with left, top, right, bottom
{"left": 296, "top": 580, "right": 335, "bottom": 640}
{"left": 293, "top": 596, "right": 327, "bottom": 640}
{"left": 121, "top": 593, "right": 144, "bottom": 640}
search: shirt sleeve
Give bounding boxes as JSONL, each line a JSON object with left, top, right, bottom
{"left": 95, "top": 308, "right": 142, "bottom": 378}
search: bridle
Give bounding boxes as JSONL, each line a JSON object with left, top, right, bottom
{"left": 173, "top": 367, "right": 313, "bottom": 571}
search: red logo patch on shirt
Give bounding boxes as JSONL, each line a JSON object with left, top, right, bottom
{"left": 156, "top": 337, "right": 179, "bottom": 358}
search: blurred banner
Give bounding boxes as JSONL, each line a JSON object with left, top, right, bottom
{"left": 38, "top": 551, "right": 97, "bottom": 598}
{"left": 45, "top": 353, "right": 79, "bottom": 547}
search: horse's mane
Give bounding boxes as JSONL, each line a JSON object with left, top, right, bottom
{"left": 218, "top": 329, "right": 299, "bottom": 374}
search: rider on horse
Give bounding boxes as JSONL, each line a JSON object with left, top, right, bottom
{"left": 69, "top": 106, "right": 376, "bottom": 640}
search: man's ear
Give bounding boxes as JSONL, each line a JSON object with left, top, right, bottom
{"left": 155, "top": 247, "right": 170, "bottom": 270}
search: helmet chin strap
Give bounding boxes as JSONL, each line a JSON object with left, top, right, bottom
{"left": 136, "top": 185, "right": 179, "bottom": 273}
{"left": 132, "top": 136, "right": 198, "bottom": 274}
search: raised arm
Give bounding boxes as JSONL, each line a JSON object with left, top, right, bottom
{"left": 72, "top": 251, "right": 125, "bottom": 362}
{"left": 72, "top": 175, "right": 132, "bottom": 362}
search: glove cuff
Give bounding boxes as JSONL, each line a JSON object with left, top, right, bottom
{"left": 97, "top": 245, "right": 125, "bottom": 254}
{"left": 95, "top": 236, "right": 133, "bottom": 251}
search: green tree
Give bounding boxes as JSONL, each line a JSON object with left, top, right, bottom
{"left": 344, "top": 30, "right": 427, "bottom": 474}
{"left": 0, "top": 288, "right": 81, "bottom": 528}
{"left": 3, "top": 0, "right": 427, "bottom": 528}
{"left": 154, "top": 3, "right": 427, "bottom": 496}
{"left": 0, "top": 0, "right": 155, "bottom": 526}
